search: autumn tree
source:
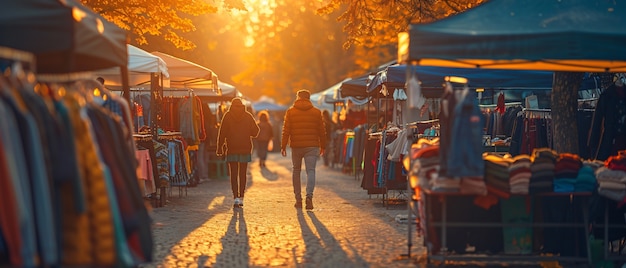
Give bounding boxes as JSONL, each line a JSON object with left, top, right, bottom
{"left": 80, "top": 0, "right": 244, "bottom": 50}
{"left": 318, "top": 0, "right": 484, "bottom": 71}
{"left": 225, "top": 0, "right": 361, "bottom": 102}
{"left": 321, "top": 0, "right": 599, "bottom": 155}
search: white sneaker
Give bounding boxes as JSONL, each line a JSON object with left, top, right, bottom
{"left": 239, "top": 197, "right": 244, "bottom": 207}
{"left": 234, "top": 198, "right": 241, "bottom": 207}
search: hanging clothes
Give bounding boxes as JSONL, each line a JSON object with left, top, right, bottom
{"left": 0, "top": 78, "right": 153, "bottom": 267}
{"left": 444, "top": 84, "right": 485, "bottom": 177}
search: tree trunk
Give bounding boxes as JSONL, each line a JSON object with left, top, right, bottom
{"left": 552, "top": 72, "right": 584, "bottom": 154}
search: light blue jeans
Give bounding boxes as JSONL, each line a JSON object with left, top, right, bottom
{"left": 291, "top": 147, "right": 319, "bottom": 200}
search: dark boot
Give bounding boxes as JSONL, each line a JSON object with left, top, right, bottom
{"left": 294, "top": 198, "right": 302, "bottom": 209}
{"left": 305, "top": 197, "right": 313, "bottom": 210}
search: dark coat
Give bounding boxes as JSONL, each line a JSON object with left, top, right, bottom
{"left": 217, "top": 102, "right": 260, "bottom": 155}
{"left": 256, "top": 120, "right": 273, "bottom": 142}
{"left": 588, "top": 84, "right": 626, "bottom": 160}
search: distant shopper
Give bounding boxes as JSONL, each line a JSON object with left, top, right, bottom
{"left": 281, "top": 89, "right": 326, "bottom": 210}
{"left": 256, "top": 110, "right": 274, "bottom": 168}
{"left": 217, "top": 98, "right": 260, "bottom": 208}
{"left": 322, "top": 110, "right": 338, "bottom": 166}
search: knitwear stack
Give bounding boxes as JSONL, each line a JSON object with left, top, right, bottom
{"left": 529, "top": 148, "right": 558, "bottom": 194}
{"left": 575, "top": 164, "right": 597, "bottom": 192}
{"left": 509, "top": 154, "right": 532, "bottom": 194}
{"left": 595, "top": 167, "right": 626, "bottom": 201}
{"left": 483, "top": 154, "right": 513, "bottom": 193}
{"left": 410, "top": 142, "right": 440, "bottom": 191}
{"left": 606, "top": 151, "right": 626, "bottom": 172}
{"left": 553, "top": 153, "right": 583, "bottom": 193}
{"left": 460, "top": 176, "right": 487, "bottom": 195}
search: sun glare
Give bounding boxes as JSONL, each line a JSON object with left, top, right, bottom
{"left": 233, "top": 0, "right": 278, "bottom": 48}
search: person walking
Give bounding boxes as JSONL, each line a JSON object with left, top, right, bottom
{"left": 216, "top": 98, "right": 260, "bottom": 208}
{"left": 255, "top": 110, "right": 274, "bottom": 168}
{"left": 281, "top": 89, "right": 326, "bottom": 210}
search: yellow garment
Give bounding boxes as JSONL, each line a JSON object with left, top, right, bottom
{"left": 186, "top": 145, "right": 199, "bottom": 174}
{"left": 61, "top": 93, "right": 116, "bottom": 265}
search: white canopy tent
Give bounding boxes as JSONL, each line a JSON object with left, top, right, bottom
{"left": 311, "top": 78, "right": 349, "bottom": 113}
{"left": 94, "top": 44, "right": 169, "bottom": 86}
{"left": 151, "top": 51, "right": 219, "bottom": 93}
{"left": 193, "top": 80, "right": 244, "bottom": 104}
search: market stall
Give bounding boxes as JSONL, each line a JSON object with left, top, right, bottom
{"left": 403, "top": 0, "right": 626, "bottom": 266}
{"left": 0, "top": 1, "right": 154, "bottom": 266}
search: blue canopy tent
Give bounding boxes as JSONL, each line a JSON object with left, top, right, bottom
{"left": 402, "top": 1, "right": 626, "bottom": 264}
{"left": 367, "top": 64, "right": 554, "bottom": 99}
{"left": 367, "top": 64, "right": 602, "bottom": 101}
{"left": 252, "top": 101, "right": 287, "bottom": 112}
{"left": 406, "top": 0, "right": 626, "bottom": 72}
{"left": 340, "top": 73, "right": 374, "bottom": 98}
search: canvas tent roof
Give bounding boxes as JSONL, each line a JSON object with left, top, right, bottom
{"left": 0, "top": 0, "right": 127, "bottom": 74}
{"left": 340, "top": 73, "right": 374, "bottom": 98}
{"left": 311, "top": 78, "right": 368, "bottom": 112}
{"left": 366, "top": 64, "right": 607, "bottom": 99}
{"left": 195, "top": 80, "right": 243, "bottom": 103}
{"left": 94, "top": 45, "right": 169, "bottom": 86}
{"left": 151, "top": 51, "right": 218, "bottom": 92}
{"left": 364, "top": 64, "right": 554, "bottom": 99}
{"left": 406, "top": 0, "right": 626, "bottom": 72}
{"left": 367, "top": 65, "right": 555, "bottom": 96}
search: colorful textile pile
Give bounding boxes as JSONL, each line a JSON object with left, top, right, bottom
{"left": 509, "top": 154, "right": 532, "bottom": 194}
{"left": 410, "top": 139, "right": 440, "bottom": 191}
{"left": 529, "top": 148, "right": 558, "bottom": 194}
{"left": 553, "top": 153, "right": 583, "bottom": 193}
{"left": 483, "top": 154, "right": 513, "bottom": 193}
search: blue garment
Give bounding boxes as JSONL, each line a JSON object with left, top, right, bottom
{"left": 0, "top": 95, "right": 38, "bottom": 266}
{"left": 134, "top": 93, "right": 151, "bottom": 129}
{"left": 438, "top": 89, "right": 457, "bottom": 177}
{"left": 377, "top": 131, "right": 387, "bottom": 187}
{"left": 11, "top": 99, "right": 58, "bottom": 265}
{"left": 447, "top": 89, "right": 485, "bottom": 177}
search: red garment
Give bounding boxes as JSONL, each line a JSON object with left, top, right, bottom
{"left": 473, "top": 194, "right": 499, "bottom": 210}
{"left": 0, "top": 140, "right": 23, "bottom": 265}
{"left": 495, "top": 92, "right": 506, "bottom": 114}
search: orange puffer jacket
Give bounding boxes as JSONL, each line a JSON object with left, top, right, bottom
{"left": 281, "top": 99, "right": 327, "bottom": 150}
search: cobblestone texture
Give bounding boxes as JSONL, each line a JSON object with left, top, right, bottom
{"left": 139, "top": 152, "right": 423, "bottom": 268}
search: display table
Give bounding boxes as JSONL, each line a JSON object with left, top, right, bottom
{"left": 419, "top": 190, "right": 619, "bottom": 266}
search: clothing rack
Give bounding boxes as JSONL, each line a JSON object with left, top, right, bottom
{"left": 479, "top": 102, "right": 522, "bottom": 108}
{"left": 133, "top": 134, "right": 153, "bottom": 142}
{"left": 158, "top": 131, "right": 183, "bottom": 139}
{"left": 406, "top": 119, "right": 439, "bottom": 127}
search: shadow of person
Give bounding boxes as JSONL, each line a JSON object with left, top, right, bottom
{"left": 295, "top": 210, "right": 367, "bottom": 267}
{"left": 260, "top": 166, "right": 279, "bottom": 181}
{"left": 214, "top": 208, "right": 250, "bottom": 267}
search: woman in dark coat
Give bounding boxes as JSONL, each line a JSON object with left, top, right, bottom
{"left": 255, "top": 110, "right": 274, "bottom": 168}
{"left": 217, "top": 98, "right": 260, "bottom": 208}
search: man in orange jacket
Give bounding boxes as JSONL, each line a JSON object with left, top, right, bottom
{"left": 281, "top": 89, "right": 326, "bottom": 210}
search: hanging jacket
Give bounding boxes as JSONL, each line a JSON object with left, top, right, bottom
{"left": 588, "top": 85, "right": 626, "bottom": 160}
{"left": 447, "top": 89, "right": 485, "bottom": 177}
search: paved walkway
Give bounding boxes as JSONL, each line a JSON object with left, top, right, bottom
{"left": 139, "top": 152, "right": 423, "bottom": 268}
